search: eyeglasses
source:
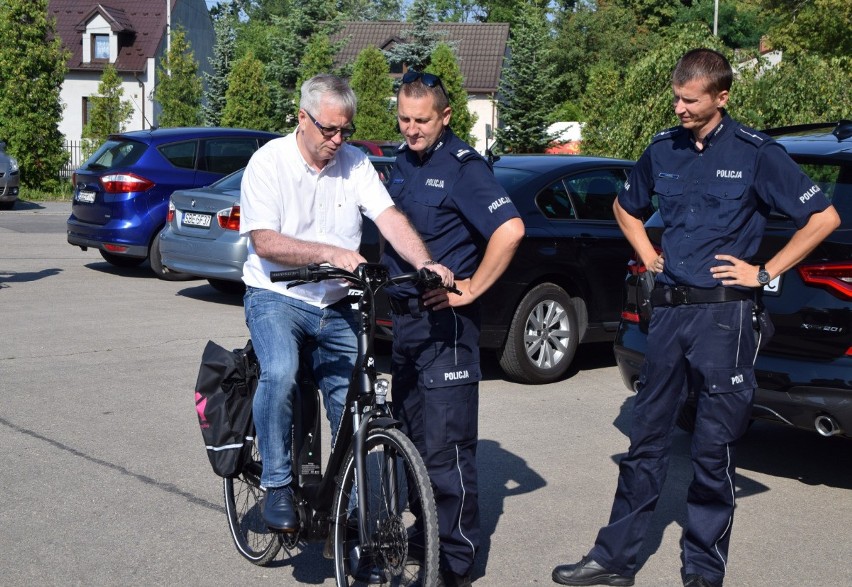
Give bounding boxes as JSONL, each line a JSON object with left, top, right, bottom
{"left": 401, "top": 70, "right": 449, "bottom": 99}
{"left": 304, "top": 110, "right": 356, "bottom": 140}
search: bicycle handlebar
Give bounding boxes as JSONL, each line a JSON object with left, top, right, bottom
{"left": 270, "top": 263, "right": 461, "bottom": 296}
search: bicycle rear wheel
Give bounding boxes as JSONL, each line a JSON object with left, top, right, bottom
{"left": 332, "top": 428, "right": 439, "bottom": 586}
{"left": 223, "top": 445, "right": 282, "bottom": 565}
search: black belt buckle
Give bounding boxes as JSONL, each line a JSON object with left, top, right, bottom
{"left": 672, "top": 286, "right": 690, "bottom": 305}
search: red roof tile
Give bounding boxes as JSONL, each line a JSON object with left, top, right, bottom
{"left": 49, "top": 0, "right": 176, "bottom": 73}
{"left": 333, "top": 21, "right": 509, "bottom": 93}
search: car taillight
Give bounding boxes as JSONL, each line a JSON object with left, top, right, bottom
{"left": 100, "top": 173, "right": 155, "bottom": 193}
{"left": 621, "top": 310, "right": 640, "bottom": 323}
{"left": 798, "top": 262, "right": 852, "bottom": 301}
{"left": 166, "top": 200, "right": 175, "bottom": 222}
{"left": 217, "top": 204, "right": 241, "bottom": 231}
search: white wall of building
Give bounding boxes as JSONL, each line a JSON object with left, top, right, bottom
{"left": 468, "top": 93, "right": 498, "bottom": 154}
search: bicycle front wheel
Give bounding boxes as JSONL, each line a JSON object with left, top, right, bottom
{"left": 332, "top": 427, "right": 439, "bottom": 586}
{"left": 223, "top": 445, "right": 282, "bottom": 565}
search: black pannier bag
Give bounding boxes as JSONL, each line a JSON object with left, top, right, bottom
{"left": 194, "top": 340, "right": 260, "bottom": 478}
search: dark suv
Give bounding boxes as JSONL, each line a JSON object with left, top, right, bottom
{"left": 67, "top": 127, "right": 279, "bottom": 279}
{"left": 376, "top": 154, "right": 637, "bottom": 384}
{"left": 614, "top": 121, "right": 852, "bottom": 439}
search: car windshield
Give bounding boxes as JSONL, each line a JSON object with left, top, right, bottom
{"left": 210, "top": 168, "right": 245, "bottom": 190}
{"left": 84, "top": 139, "right": 147, "bottom": 170}
{"left": 791, "top": 158, "right": 851, "bottom": 227}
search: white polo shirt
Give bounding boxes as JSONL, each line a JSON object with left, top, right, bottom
{"left": 240, "top": 132, "right": 393, "bottom": 306}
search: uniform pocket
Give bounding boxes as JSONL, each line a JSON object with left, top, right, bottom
{"left": 420, "top": 363, "right": 481, "bottom": 448}
{"left": 707, "top": 366, "right": 756, "bottom": 395}
{"left": 704, "top": 182, "right": 746, "bottom": 230}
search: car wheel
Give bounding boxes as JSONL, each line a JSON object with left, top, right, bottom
{"left": 499, "top": 283, "right": 579, "bottom": 384}
{"left": 149, "top": 237, "right": 195, "bottom": 281}
{"left": 99, "top": 250, "right": 145, "bottom": 267}
{"left": 208, "top": 279, "right": 246, "bottom": 295}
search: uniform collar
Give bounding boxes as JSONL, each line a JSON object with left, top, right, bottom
{"left": 694, "top": 111, "right": 731, "bottom": 149}
{"left": 414, "top": 127, "right": 453, "bottom": 164}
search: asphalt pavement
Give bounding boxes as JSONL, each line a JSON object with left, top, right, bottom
{"left": 1, "top": 201, "right": 850, "bottom": 586}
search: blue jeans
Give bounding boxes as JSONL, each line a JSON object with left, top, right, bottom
{"left": 244, "top": 286, "right": 358, "bottom": 488}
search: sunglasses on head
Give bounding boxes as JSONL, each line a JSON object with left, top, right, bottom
{"left": 401, "top": 70, "right": 449, "bottom": 99}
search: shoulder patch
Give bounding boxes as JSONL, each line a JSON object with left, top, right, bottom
{"left": 451, "top": 147, "right": 482, "bottom": 163}
{"left": 651, "top": 126, "right": 683, "bottom": 143}
{"left": 734, "top": 125, "right": 770, "bottom": 148}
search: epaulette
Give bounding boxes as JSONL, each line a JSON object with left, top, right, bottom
{"left": 651, "top": 126, "right": 684, "bottom": 143}
{"left": 734, "top": 124, "right": 770, "bottom": 148}
{"left": 450, "top": 147, "right": 482, "bottom": 163}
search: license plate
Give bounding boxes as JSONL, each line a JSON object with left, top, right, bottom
{"left": 182, "top": 212, "right": 212, "bottom": 228}
{"left": 76, "top": 190, "right": 96, "bottom": 203}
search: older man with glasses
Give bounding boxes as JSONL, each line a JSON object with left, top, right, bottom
{"left": 239, "top": 73, "right": 453, "bottom": 535}
{"left": 380, "top": 70, "right": 525, "bottom": 586}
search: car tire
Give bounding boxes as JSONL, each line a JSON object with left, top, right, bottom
{"left": 149, "top": 236, "right": 195, "bottom": 281}
{"left": 99, "top": 250, "right": 145, "bottom": 267}
{"left": 208, "top": 278, "right": 246, "bottom": 295}
{"left": 499, "top": 283, "right": 579, "bottom": 384}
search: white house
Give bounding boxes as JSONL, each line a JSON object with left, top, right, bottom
{"left": 49, "top": 0, "right": 214, "bottom": 164}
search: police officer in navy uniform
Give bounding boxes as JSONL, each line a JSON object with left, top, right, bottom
{"left": 552, "top": 49, "right": 839, "bottom": 587}
{"left": 381, "top": 71, "right": 525, "bottom": 586}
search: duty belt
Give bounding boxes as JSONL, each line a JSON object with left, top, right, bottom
{"left": 651, "top": 284, "right": 754, "bottom": 307}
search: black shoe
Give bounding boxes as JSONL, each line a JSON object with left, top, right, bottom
{"left": 684, "top": 574, "right": 719, "bottom": 587}
{"left": 552, "top": 556, "right": 634, "bottom": 586}
{"left": 262, "top": 485, "right": 298, "bottom": 532}
{"left": 438, "top": 569, "right": 473, "bottom": 586}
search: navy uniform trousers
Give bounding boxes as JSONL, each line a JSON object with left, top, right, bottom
{"left": 390, "top": 299, "right": 482, "bottom": 577}
{"left": 590, "top": 299, "right": 756, "bottom": 586}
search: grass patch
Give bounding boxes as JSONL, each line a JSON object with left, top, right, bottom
{"left": 19, "top": 182, "right": 74, "bottom": 203}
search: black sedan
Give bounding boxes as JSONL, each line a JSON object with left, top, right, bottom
{"left": 613, "top": 121, "right": 852, "bottom": 439}
{"left": 377, "top": 154, "right": 636, "bottom": 384}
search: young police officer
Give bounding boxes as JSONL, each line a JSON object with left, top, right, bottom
{"left": 552, "top": 49, "right": 840, "bottom": 587}
{"left": 381, "top": 71, "right": 525, "bottom": 586}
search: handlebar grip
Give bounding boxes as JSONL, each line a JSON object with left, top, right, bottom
{"left": 270, "top": 267, "right": 310, "bottom": 283}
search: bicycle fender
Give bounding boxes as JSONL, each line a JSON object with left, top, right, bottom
{"left": 366, "top": 416, "right": 401, "bottom": 431}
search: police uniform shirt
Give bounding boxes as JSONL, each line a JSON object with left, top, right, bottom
{"left": 382, "top": 128, "right": 519, "bottom": 297}
{"left": 618, "top": 113, "right": 831, "bottom": 288}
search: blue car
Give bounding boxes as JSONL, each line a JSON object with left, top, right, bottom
{"left": 67, "top": 127, "right": 280, "bottom": 279}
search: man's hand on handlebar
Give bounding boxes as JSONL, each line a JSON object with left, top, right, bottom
{"left": 328, "top": 248, "right": 367, "bottom": 273}
{"left": 416, "top": 260, "right": 454, "bottom": 289}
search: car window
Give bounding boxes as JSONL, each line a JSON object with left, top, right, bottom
{"left": 202, "top": 138, "right": 260, "bottom": 175}
{"left": 210, "top": 168, "right": 245, "bottom": 190}
{"left": 564, "top": 170, "right": 626, "bottom": 220}
{"left": 85, "top": 139, "right": 147, "bottom": 170}
{"left": 159, "top": 140, "right": 198, "bottom": 169}
{"left": 536, "top": 179, "right": 576, "bottom": 219}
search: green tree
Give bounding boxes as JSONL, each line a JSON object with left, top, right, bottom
{"left": 221, "top": 51, "right": 273, "bottom": 130}
{"left": 339, "top": 0, "right": 403, "bottom": 20}
{"left": 293, "top": 32, "right": 337, "bottom": 117}
{"left": 759, "top": 0, "right": 852, "bottom": 58}
{"left": 581, "top": 23, "right": 725, "bottom": 159}
{"left": 552, "top": 2, "right": 655, "bottom": 105}
{"left": 202, "top": 13, "right": 238, "bottom": 127}
{"left": 734, "top": 53, "right": 852, "bottom": 130}
{"left": 426, "top": 43, "right": 477, "bottom": 146}
{"left": 155, "top": 26, "right": 203, "bottom": 127}
{"left": 350, "top": 47, "right": 398, "bottom": 140}
{"left": 0, "top": 0, "right": 68, "bottom": 190}
{"left": 385, "top": 0, "right": 447, "bottom": 73}
{"left": 82, "top": 65, "right": 134, "bottom": 158}
{"left": 673, "top": 0, "right": 764, "bottom": 50}
{"left": 611, "top": 0, "right": 685, "bottom": 29}
{"left": 494, "top": 5, "right": 557, "bottom": 153}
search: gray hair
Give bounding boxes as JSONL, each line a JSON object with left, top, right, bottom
{"left": 299, "top": 74, "right": 357, "bottom": 118}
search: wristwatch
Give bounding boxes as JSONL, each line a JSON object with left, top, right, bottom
{"left": 756, "top": 264, "right": 771, "bottom": 286}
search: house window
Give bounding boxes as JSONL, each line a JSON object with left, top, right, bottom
{"left": 92, "top": 34, "right": 110, "bottom": 61}
{"left": 82, "top": 96, "right": 93, "bottom": 127}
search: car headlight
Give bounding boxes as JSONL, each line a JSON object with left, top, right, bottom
{"left": 9, "top": 157, "right": 18, "bottom": 174}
